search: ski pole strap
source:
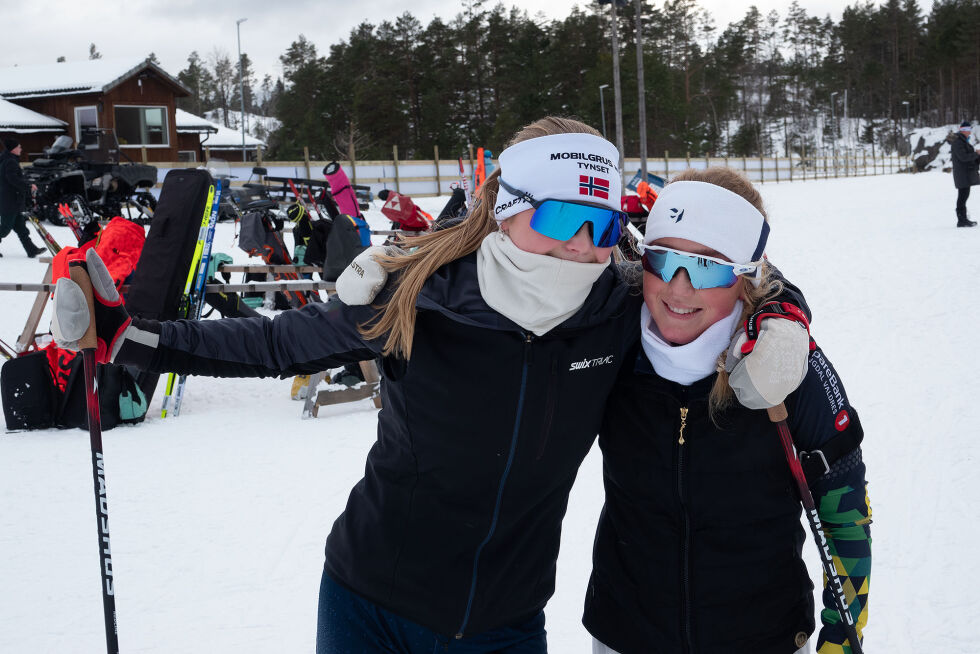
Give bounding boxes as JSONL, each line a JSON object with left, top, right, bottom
{"left": 741, "top": 301, "right": 815, "bottom": 355}
{"left": 798, "top": 412, "right": 864, "bottom": 485}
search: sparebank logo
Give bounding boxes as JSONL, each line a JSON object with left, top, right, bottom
{"left": 669, "top": 207, "right": 685, "bottom": 223}
{"left": 569, "top": 354, "right": 615, "bottom": 371}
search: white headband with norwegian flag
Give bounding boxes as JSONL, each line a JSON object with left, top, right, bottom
{"left": 493, "top": 133, "right": 622, "bottom": 222}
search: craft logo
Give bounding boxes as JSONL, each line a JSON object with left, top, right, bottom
{"left": 569, "top": 354, "right": 614, "bottom": 371}
{"left": 669, "top": 207, "right": 685, "bottom": 223}
{"left": 495, "top": 195, "right": 531, "bottom": 215}
{"left": 579, "top": 176, "right": 610, "bottom": 200}
{"left": 835, "top": 409, "right": 850, "bottom": 432}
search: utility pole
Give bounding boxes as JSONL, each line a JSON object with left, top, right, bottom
{"left": 609, "top": 0, "right": 625, "bottom": 182}
{"left": 236, "top": 17, "right": 248, "bottom": 162}
{"left": 635, "top": 0, "right": 647, "bottom": 178}
{"left": 830, "top": 91, "right": 838, "bottom": 176}
{"left": 599, "top": 84, "right": 610, "bottom": 139}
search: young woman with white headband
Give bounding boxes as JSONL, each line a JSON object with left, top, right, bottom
{"left": 51, "top": 119, "right": 810, "bottom": 653}
{"left": 583, "top": 168, "right": 871, "bottom": 654}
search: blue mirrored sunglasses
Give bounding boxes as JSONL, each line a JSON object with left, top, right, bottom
{"left": 498, "top": 178, "right": 627, "bottom": 247}
{"left": 641, "top": 246, "right": 759, "bottom": 289}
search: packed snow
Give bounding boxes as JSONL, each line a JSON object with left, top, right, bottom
{"left": 1, "top": 169, "right": 977, "bottom": 652}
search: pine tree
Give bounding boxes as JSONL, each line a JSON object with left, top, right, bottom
{"left": 177, "top": 52, "right": 214, "bottom": 116}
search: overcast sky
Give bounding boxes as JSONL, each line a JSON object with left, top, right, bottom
{"left": 1, "top": 0, "right": 935, "bottom": 87}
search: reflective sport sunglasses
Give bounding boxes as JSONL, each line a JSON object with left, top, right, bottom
{"left": 498, "top": 178, "right": 627, "bottom": 247}
{"left": 641, "top": 245, "right": 760, "bottom": 289}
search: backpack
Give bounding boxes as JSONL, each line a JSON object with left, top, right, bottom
{"left": 1, "top": 345, "right": 147, "bottom": 432}
{"left": 324, "top": 214, "right": 370, "bottom": 281}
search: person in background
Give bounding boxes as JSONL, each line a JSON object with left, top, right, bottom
{"left": 584, "top": 168, "right": 870, "bottom": 654}
{"left": 0, "top": 136, "right": 45, "bottom": 257}
{"left": 948, "top": 121, "right": 979, "bottom": 228}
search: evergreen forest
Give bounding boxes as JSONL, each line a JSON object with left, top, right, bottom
{"left": 173, "top": 0, "right": 980, "bottom": 160}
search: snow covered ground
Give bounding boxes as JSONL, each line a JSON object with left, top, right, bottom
{"left": 1, "top": 169, "right": 977, "bottom": 652}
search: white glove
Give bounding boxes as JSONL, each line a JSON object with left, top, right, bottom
{"left": 336, "top": 245, "right": 393, "bottom": 305}
{"left": 50, "top": 277, "right": 90, "bottom": 351}
{"left": 725, "top": 309, "right": 812, "bottom": 409}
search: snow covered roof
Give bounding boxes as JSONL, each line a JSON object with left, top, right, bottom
{"left": 0, "top": 57, "right": 189, "bottom": 99}
{"left": 176, "top": 109, "right": 264, "bottom": 149}
{"left": 0, "top": 96, "right": 66, "bottom": 132}
{"left": 175, "top": 108, "right": 219, "bottom": 133}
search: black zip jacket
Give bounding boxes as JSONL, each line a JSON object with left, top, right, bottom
{"left": 949, "top": 131, "right": 980, "bottom": 188}
{"left": 0, "top": 150, "right": 28, "bottom": 217}
{"left": 120, "top": 252, "right": 640, "bottom": 638}
{"left": 583, "top": 344, "right": 867, "bottom": 654}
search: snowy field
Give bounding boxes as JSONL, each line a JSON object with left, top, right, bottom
{"left": 0, "top": 170, "right": 977, "bottom": 652}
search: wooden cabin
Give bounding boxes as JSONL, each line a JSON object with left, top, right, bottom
{"left": 0, "top": 57, "right": 189, "bottom": 162}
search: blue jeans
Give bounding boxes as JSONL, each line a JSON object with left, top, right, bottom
{"left": 316, "top": 570, "right": 547, "bottom": 654}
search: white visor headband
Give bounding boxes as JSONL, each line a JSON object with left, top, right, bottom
{"left": 493, "top": 132, "right": 622, "bottom": 222}
{"left": 644, "top": 180, "right": 769, "bottom": 263}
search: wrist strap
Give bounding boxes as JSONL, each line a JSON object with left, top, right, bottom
{"left": 740, "top": 301, "right": 815, "bottom": 355}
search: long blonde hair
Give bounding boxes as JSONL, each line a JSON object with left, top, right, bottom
{"left": 360, "top": 116, "right": 604, "bottom": 358}
{"left": 664, "top": 167, "right": 784, "bottom": 419}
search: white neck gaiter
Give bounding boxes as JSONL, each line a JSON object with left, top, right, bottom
{"left": 640, "top": 301, "right": 743, "bottom": 385}
{"left": 477, "top": 231, "right": 609, "bottom": 336}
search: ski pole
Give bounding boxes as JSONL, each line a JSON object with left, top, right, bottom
{"left": 458, "top": 156, "right": 472, "bottom": 207}
{"left": 767, "top": 403, "right": 864, "bottom": 654}
{"left": 68, "top": 261, "right": 120, "bottom": 654}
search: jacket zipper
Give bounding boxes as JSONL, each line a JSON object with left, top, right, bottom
{"left": 455, "top": 332, "right": 533, "bottom": 639}
{"left": 535, "top": 357, "right": 559, "bottom": 460}
{"left": 677, "top": 405, "right": 694, "bottom": 653}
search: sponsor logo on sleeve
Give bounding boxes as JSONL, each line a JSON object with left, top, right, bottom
{"left": 811, "top": 351, "right": 848, "bottom": 424}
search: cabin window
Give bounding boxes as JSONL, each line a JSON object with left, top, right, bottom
{"left": 114, "top": 106, "right": 169, "bottom": 146}
{"left": 74, "top": 106, "right": 99, "bottom": 149}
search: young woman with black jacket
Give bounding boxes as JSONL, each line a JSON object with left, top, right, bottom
{"left": 584, "top": 168, "right": 871, "bottom": 654}
{"left": 52, "top": 120, "right": 810, "bottom": 653}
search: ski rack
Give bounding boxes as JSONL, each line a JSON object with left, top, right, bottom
{"left": 0, "top": 279, "right": 337, "bottom": 294}
{"left": 1, "top": 261, "right": 383, "bottom": 417}
{"left": 304, "top": 360, "right": 383, "bottom": 418}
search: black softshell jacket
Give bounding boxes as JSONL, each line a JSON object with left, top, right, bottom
{"left": 950, "top": 131, "right": 980, "bottom": 188}
{"left": 123, "top": 253, "right": 640, "bottom": 638}
{"left": 583, "top": 343, "right": 863, "bottom": 654}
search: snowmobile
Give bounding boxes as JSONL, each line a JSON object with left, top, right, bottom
{"left": 75, "top": 129, "right": 157, "bottom": 224}
{"left": 24, "top": 132, "right": 158, "bottom": 227}
{"left": 206, "top": 161, "right": 281, "bottom": 222}
{"left": 22, "top": 136, "right": 97, "bottom": 228}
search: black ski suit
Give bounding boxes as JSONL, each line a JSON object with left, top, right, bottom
{"left": 118, "top": 253, "right": 640, "bottom": 638}
{"left": 583, "top": 345, "right": 870, "bottom": 654}
{"left": 948, "top": 131, "right": 980, "bottom": 223}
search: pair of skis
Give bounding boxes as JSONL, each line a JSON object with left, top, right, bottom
{"left": 160, "top": 178, "right": 221, "bottom": 418}
{"left": 27, "top": 214, "right": 63, "bottom": 254}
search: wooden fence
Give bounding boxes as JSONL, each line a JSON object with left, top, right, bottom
{"left": 151, "top": 146, "right": 915, "bottom": 198}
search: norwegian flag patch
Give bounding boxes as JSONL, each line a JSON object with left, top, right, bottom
{"left": 579, "top": 175, "right": 610, "bottom": 200}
